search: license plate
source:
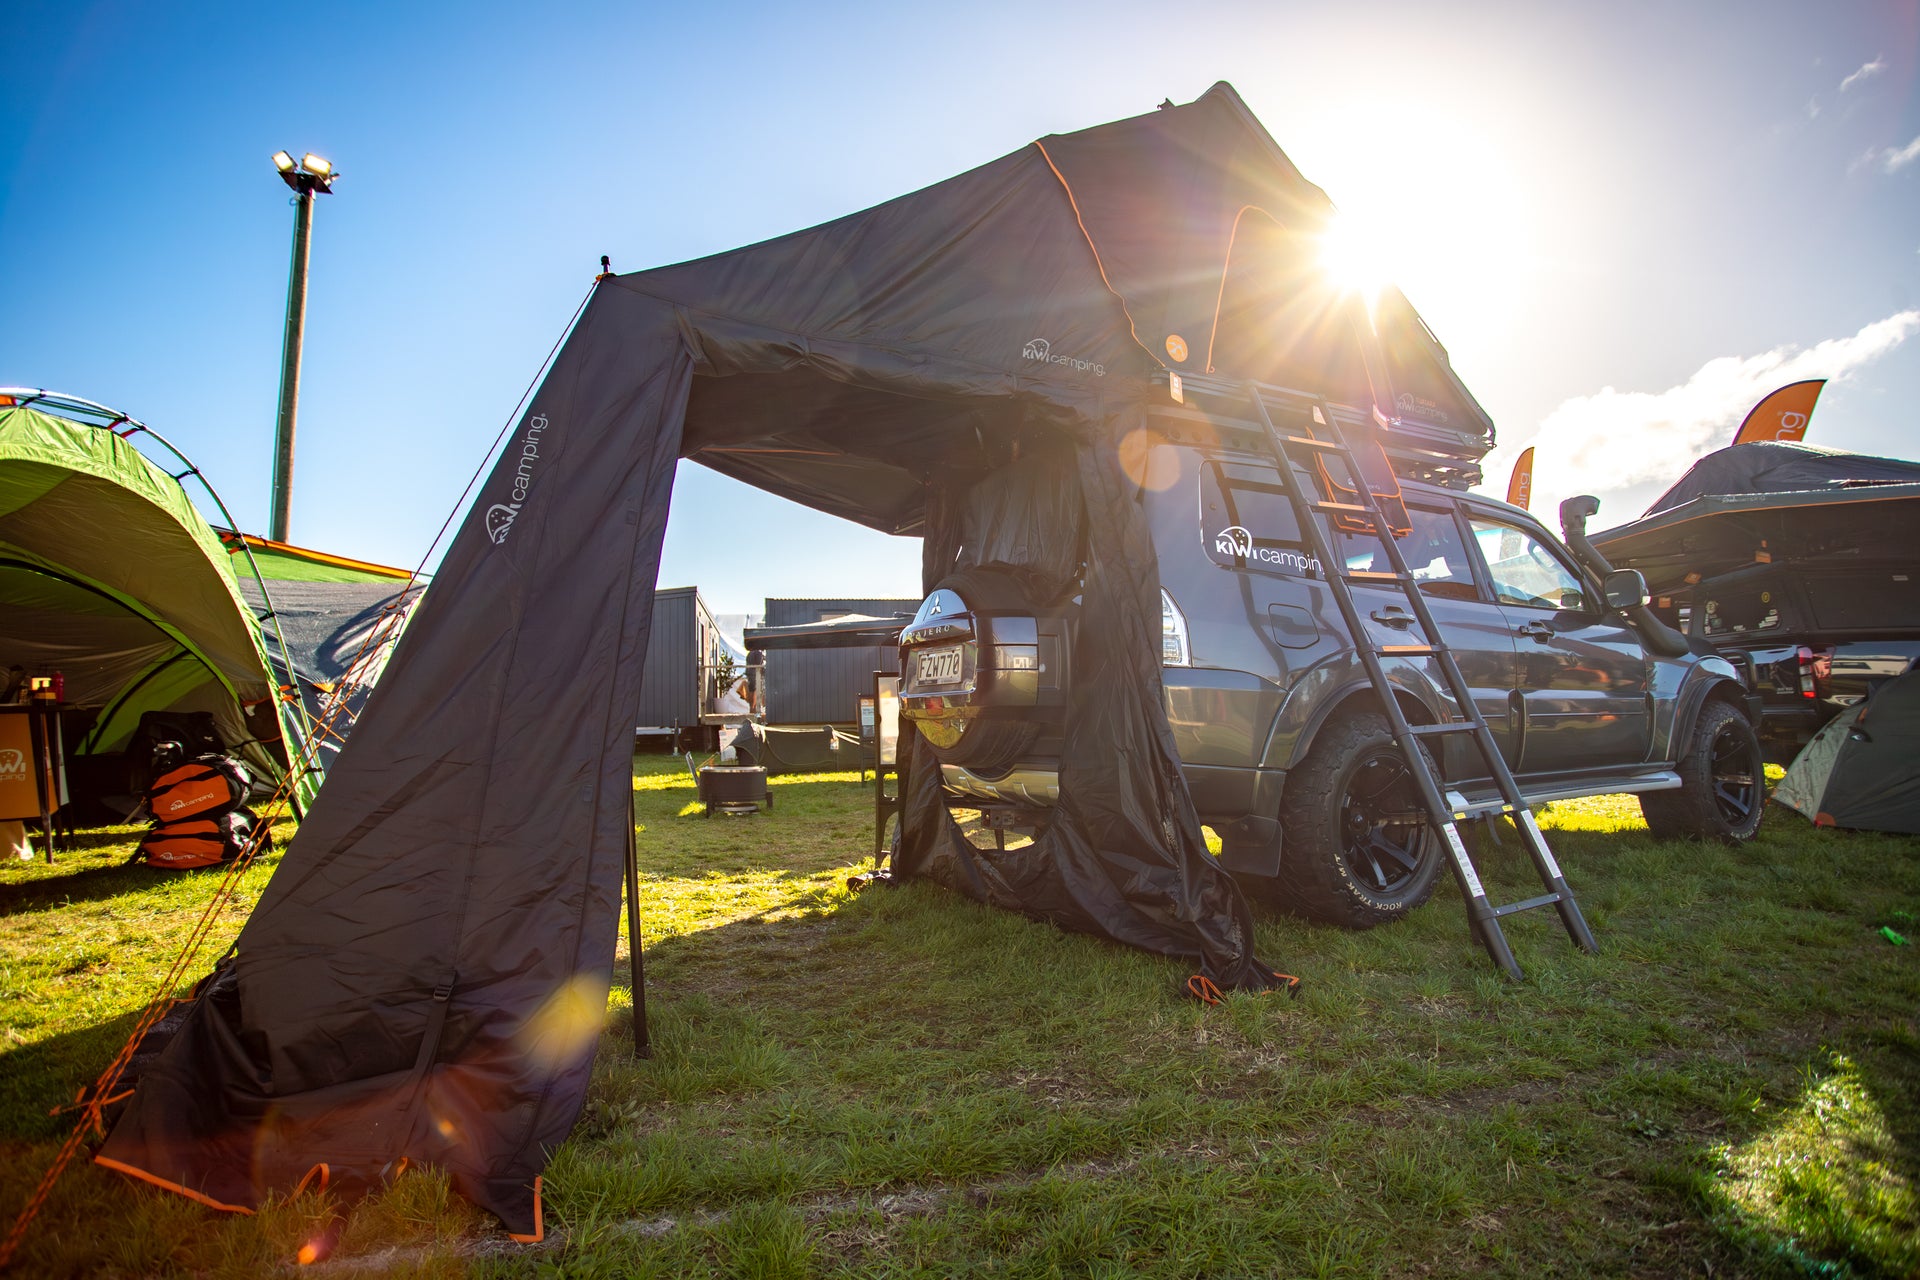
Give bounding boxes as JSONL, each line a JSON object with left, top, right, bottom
{"left": 915, "top": 645, "right": 964, "bottom": 686}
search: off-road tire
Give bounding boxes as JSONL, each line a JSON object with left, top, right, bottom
{"left": 1264, "top": 711, "right": 1444, "bottom": 929}
{"left": 1639, "top": 699, "right": 1764, "bottom": 842}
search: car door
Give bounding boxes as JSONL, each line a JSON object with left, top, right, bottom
{"left": 1336, "top": 501, "right": 1520, "bottom": 777}
{"left": 1465, "top": 510, "right": 1653, "bottom": 774}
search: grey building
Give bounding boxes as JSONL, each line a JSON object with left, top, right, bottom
{"left": 635, "top": 587, "right": 739, "bottom": 736}
{"left": 761, "top": 597, "right": 917, "bottom": 725}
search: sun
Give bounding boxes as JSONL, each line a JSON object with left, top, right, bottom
{"left": 1317, "top": 211, "right": 1393, "bottom": 299}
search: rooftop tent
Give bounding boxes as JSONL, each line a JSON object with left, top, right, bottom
{"left": 1591, "top": 442, "right": 1920, "bottom": 592}
{"left": 99, "top": 83, "right": 1490, "bottom": 1235}
{"left": 220, "top": 532, "right": 424, "bottom": 770}
{"left": 0, "top": 399, "right": 316, "bottom": 806}
{"left": 1646, "top": 440, "right": 1920, "bottom": 513}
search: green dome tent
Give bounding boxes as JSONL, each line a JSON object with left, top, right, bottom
{"left": 1773, "top": 666, "right": 1920, "bottom": 834}
{"left": 0, "top": 393, "right": 319, "bottom": 812}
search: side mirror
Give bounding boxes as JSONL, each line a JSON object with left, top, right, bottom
{"left": 1602, "top": 568, "right": 1650, "bottom": 611}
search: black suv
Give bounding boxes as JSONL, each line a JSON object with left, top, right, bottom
{"left": 1677, "top": 564, "right": 1920, "bottom": 761}
{"left": 897, "top": 385, "right": 1763, "bottom": 929}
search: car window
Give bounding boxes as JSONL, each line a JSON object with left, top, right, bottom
{"left": 1468, "top": 517, "right": 1589, "bottom": 611}
{"left": 1336, "top": 505, "right": 1480, "bottom": 602}
{"left": 1199, "top": 462, "right": 1322, "bottom": 576}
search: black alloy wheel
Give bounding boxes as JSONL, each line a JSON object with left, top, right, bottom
{"left": 1264, "top": 710, "right": 1445, "bottom": 928}
{"left": 1338, "top": 747, "right": 1435, "bottom": 896}
{"left": 1707, "top": 718, "right": 1762, "bottom": 827}
{"left": 1639, "top": 699, "right": 1766, "bottom": 843}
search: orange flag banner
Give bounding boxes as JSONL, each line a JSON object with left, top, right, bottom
{"left": 1505, "top": 446, "right": 1534, "bottom": 509}
{"left": 1732, "top": 379, "right": 1825, "bottom": 445}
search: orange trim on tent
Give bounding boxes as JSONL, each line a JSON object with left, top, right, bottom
{"left": 1031, "top": 140, "right": 1161, "bottom": 369}
{"left": 93, "top": 1155, "right": 255, "bottom": 1215}
{"left": 218, "top": 530, "right": 413, "bottom": 580}
{"left": 293, "top": 1163, "right": 330, "bottom": 1197}
{"left": 1202, "top": 204, "right": 1287, "bottom": 374}
{"left": 508, "top": 1176, "right": 544, "bottom": 1244}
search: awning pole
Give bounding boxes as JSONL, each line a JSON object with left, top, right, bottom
{"left": 624, "top": 787, "right": 651, "bottom": 1058}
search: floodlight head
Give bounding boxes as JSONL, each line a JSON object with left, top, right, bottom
{"left": 273, "top": 150, "right": 338, "bottom": 194}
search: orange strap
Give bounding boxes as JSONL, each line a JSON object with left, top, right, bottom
{"left": 1187, "top": 971, "right": 1303, "bottom": 1005}
{"left": 293, "top": 1163, "right": 330, "bottom": 1197}
{"left": 92, "top": 1155, "right": 254, "bottom": 1216}
{"left": 507, "top": 1176, "right": 545, "bottom": 1244}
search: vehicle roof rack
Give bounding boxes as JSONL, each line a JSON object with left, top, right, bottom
{"left": 1148, "top": 372, "right": 1489, "bottom": 491}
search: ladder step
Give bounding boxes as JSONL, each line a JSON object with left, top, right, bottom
{"left": 1406, "top": 722, "right": 1480, "bottom": 737}
{"left": 1378, "top": 644, "right": 1437, "bottom": 656}
{"left": 1490, "top": 892, "right": 1564, "bottom": 919}
{"left": 1276, "top": 433, "right": 1348, "bottom": 454}
{"left": 1344, "top": 570, "right": 1408, "bottom": 583}
{"left": 1309, "top": 501, "right": 1375, "bottom": 517}
{"left": 1444, "top": 791, "right": 1516, "bottom": 820}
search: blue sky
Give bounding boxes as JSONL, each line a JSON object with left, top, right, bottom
{"left": 3, "top": 0, "right": 1915, "bottom": 614}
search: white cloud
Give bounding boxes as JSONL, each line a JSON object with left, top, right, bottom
{"left": 1881, "top": 134, "right": 1920, "bottom": 173}
{"left": 1839, "top": 57, "right": 1885, "bottom": 92}
{"left": 1488, "top": 311, "right": 1920, "bottom": 520}
{"left": 1806, "top": 95, "right": 1821, "bottom": 120}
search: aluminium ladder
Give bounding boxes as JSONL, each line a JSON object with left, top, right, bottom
{"left": 1236, "top": 382, "right": 1599, "bottom": 979}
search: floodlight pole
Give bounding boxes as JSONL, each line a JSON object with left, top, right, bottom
{"left": 269, "top": 153, "right": 335, "bottom": 544}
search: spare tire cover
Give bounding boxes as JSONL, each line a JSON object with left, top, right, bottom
{"left": 910, "top": 569, "right": 1042, "bottom": 775}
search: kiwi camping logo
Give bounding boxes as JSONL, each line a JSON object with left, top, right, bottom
{"left": 0, "top": 749, "right": 23, "bottom": 781}
{"left": 486, "top": 414, "right": 551, "bottom": 545}
{"left": 1022, "top": 338, "right": 1105, "bottom": 377}
{"left": 1394, "top": 392, "right": 1450, "bottom": 425}
{"left": 1213, "top": 526, "right": 1320, "bottom": 574}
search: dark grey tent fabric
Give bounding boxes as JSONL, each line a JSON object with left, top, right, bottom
{"left": 1646, "top": 442, "right": 1920, "bottom": 514}
{"left": 1590, "top": 444, "right": 1920, "bottom": 592}
{"left": 99, "top": 83, "right": 1473, "bottom": 1235}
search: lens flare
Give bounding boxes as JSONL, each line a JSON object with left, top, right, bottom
{"left": 1118, "top": 428, "right": 1179, "bottom": 491}
{"left": 1317, "top": 214, "right": 1390, "bottom": 298}
{"left": 519, "top": 974, "right": 610, "bottom": 1069}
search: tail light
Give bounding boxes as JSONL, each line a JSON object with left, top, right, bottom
{"left": 1796, "top": 646, "right": 1816, "bottom": 699}
{"left": 1161, "top": 589, "right": 1191, "bottom": 666}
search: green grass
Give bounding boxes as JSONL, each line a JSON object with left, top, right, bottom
{"left": 1, "top": 759, "right": 1915, "bottom": 1277}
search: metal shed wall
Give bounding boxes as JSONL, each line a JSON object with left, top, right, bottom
{"left": 635, "top": 587, "right": 703, "bottom": 730}
{"left": 763, "top": 597, "right": 917, "bottom": 724}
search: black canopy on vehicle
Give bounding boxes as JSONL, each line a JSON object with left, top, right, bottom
{"left": 1646, "top": 441, "right": 1920, "bottom": 514}
{"left": 1592, "top": 442, "right": 1920, "bottom": 592}
{"left": 100, "top": 83, "right": 1489, "bottom": 1236}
